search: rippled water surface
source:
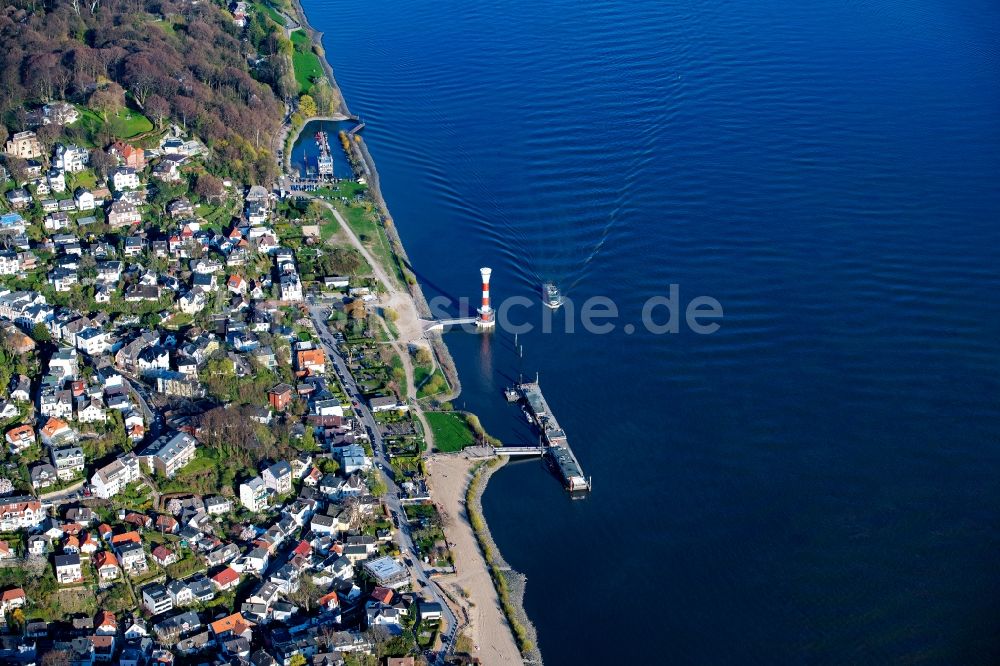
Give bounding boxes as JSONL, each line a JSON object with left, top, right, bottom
{"left": 300, "top": 0, "right": 1000, "bottom": 661}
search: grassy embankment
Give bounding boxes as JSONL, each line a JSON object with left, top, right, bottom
{"left": 415, "top": 366, "right": 448, "bottom": 399}
{"left": 426, "top": 411, "right": 477, "bottom": 453}
{"left": 313, "top": 186, "right": 406, "bottom": 286}
{"left": 75, "top": 105, "right": 154, "bottom": 143}
{"left": 252, "top": 0, "right": 286, "bottom": 26}
{"left": 291, "top": 29, "right": 324, "bottom": 94}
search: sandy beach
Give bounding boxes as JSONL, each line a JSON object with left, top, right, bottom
{"left": 426, "top": 454, "right": 523, "bottom": 665}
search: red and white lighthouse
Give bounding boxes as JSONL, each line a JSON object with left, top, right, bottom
{"left": 477, "top": 267, "right": 496, "bottom": 328}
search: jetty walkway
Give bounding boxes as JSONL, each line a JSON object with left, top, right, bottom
{"left": 514, "top": 381, "right": 591, "bottom": 492}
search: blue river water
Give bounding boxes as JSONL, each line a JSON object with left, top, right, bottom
{"left": 290, "top": 120, "right": 355, "bottom": 180}
{"left": 299, "top": 0, "right": 1000, "bottom": 662}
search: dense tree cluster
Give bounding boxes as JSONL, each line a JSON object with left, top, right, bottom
{"left": 0, "top": 0, "right": 287, "bottom": 183}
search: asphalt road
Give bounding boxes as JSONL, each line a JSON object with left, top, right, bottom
{"left": 307, "top": 301, "right": 460, "bottom": 662}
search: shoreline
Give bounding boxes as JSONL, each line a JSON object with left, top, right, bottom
{"left": 465, "top": 457, "right": 543, "bottom": 662}
{"left": 289, "top": 0, "right": 463, "bottom": 404}
{"left": 425, "top": 453, "right": 540, "bottom": 664}
{"left": 284, "top": 0, "right": 532, "bottom": 659}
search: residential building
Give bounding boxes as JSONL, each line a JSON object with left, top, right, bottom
{"left": 6, "top": 425, "right": 35, "bottom": 455}
{"left": 50, "top": 445, "right": 85, "bottom": 480}
{"left": 295, "top": 348, "right": 325, "bottom": 376}
{"left": 205, "top": 496, "right": 232, "bottom": 515}
{"left": 362, "top": 557, "right": 409, "bottom": 589}
{"left": 30, "top": 463, "right": 58, "bottom": 490}
{"left": 0, "top": 494, "right": 43, "bottom": 531}
{"left": 211, "top": 567, "right": 240, "bottom": 592}
{"left": 142, "top": 583, "right": 174, "bottom": 615}
{"left": 90, "top": 453, "right": 141, "bottom": 499}
{"left": 138, "top": 431, "right": 197, "bottom": 477}
{"left": 74, "top": 188, "right": 96, "bottom": 211}
{"left": 279, "top": 272, "right": 303, "bottom": 301}
{"left": 77, "top": 398, "right": 107, "bottom": 424}
{"left": 166, "top": 579, "right": 193, "bottom": 607}
{"left": 55, "top": 553, "right": 83, "bottom": 584}
{"left": 94, "top": 551, "right": 120, "bottom": 581}
{"left": 111, "top": 141, "right": 146, "bottom": 169}
{"left": 55, "top": 144, "right": 89, "bottom": 172}
{"left": 239, "top": 477, "right": 268, "bottom": 513}
{"left": 262, "top": 461, "right": 292, "bottom": 495}
{"left": 116, "top": 541, "right": 148, "bottom": 575}
{"left": 47, "top": 168, "right": 66, "bottom": 193}
{"left": 152, "top": 545, "right": 178, "bottom": 567}
{"left": 370, "top": 396, "right": 407, "bottom": 413}
{"left": 4, "top": 131, "right": 42, "bottom": 159}
{"left": 268, "top": 383, "right": 294, "bottom": 412}
{"left": 107, "top": 200, "right": 141, "bottom": 228}
{"left": 0, "top": 588, "right": 26, "bottom": 616}
{"left": 112, "top": 167, "right": 140, "bottom": 190}
{"left": 42, "top": 102, "right": 80, "bottom": 125}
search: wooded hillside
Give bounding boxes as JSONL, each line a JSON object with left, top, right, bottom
{"left": 0, "top": 0, "right": 293, "bottom": 183}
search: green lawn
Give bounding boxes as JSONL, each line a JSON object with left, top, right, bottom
{"left": 315, "top": 181, "right": 368, "bottom": 200}
{"left": 319, "top": 208, "right": 340, "bottom": 241}
{"left": 291, "top": 29, "right": 324, "bottom": 93}
{"left": 75, "top": 105, "right": 154, "bottom": 142}
{"left": 416, "top": 368, "right": 448, "bottom": 399}
{"left": 338, "top": 202, "right": 404, "bottom": 286}
{"left": 426, "top": 412, "right": 477, "bottom": 453}
{"left": 67, "top": 170, "right": 98, "bottom": 191}
{"left": 109, "top": 109, "right": 154, "bottom": 137}
{"left": 254, "top": 0, "right": 286, "bottom": 26}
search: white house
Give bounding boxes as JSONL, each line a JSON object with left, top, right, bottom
{"left": 205, "top": 496, "right": 232, "bottom": 515}
{"left": 76, "top": 327, "right": 110, "bottom": 356}
{"left": 49, "top": 348, "right": 78, "bottom": 380}
{"left": 262, "top": 460, "right": 292, "bottom": 495}
{"left": 0, "top": 496, "right": 44, "bottom": 530}
{"left": 47, "top": 168, "right": 66, "bottom": 194}
{"left": 90, "top": 453, "right": 141, "bottom": 499}
{"left": 55, "top": 144, "right": 89, "bottom": 173}
{"left": 76, "top": 399, "right": 107, "bottom": 424}
{"left": 45, "top": 212, "right": 71, "bottom": 232}
{"left": 137, "top": 431, "right": 197, "bottom": 478}
{"left": 74, "top": 188, "right": 95, "bottom": 211}
{"left": 0, "top": 252, "right": 20, "bottom": 276}
{"left": 142, "top": 584, "right": 173, "bottom": 615}
{"left": 279, "top": 272, "right": 303, "bottom": 302}
{"left": 178, "top": 288, "right": 206, "bottom": 315}
{"left": 239, "top": 476, "right": 269, "bottom": 513}
{"left": 112, "top": 167, "right": 140, "bottom": 191}
{"left": 55, "top": 553, "right": 83, "bottom": 584}
{"left": 50, "top": 445, "right": 85, "bottom": 480}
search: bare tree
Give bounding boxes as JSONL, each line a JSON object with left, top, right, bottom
{"left": 41, "top": 650, "right": 70, "bottom": 666}
{"left": 288, "top": 574, "right": 318, "bottom": 612}
{"left": 146, "top": 95, "right": 170, "bottom": 129}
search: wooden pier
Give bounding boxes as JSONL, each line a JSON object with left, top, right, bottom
{"left": 513, "top": 381, "right": 591, "bottom": 493}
